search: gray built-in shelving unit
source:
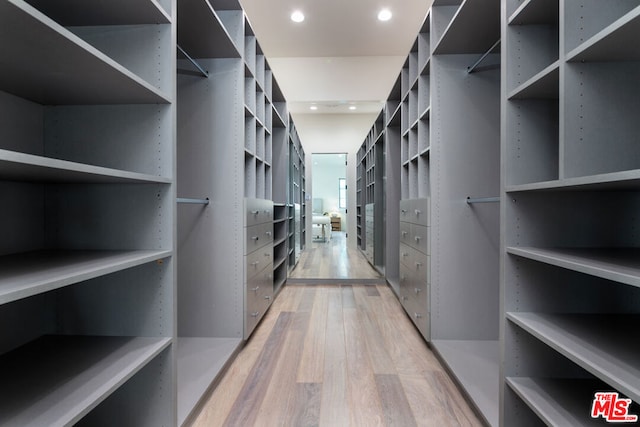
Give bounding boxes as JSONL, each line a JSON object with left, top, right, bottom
{"left": 501, "top": 1, "right": 640, "bottom": 425}
{"left": 288, "top": 121, "right": 306, "bottom": 269}
{"left": 430, "top": 0, "right": 501, "bottom": 425}
{"left": 271, "top": 79, "right": 289, "bottom": 295}
{"left": 356, "top": 110, "right": 398, "bottom": 277}
{"left": 372, "top": 0, "right": 502, "bottom": 424}
{"left": 176, "top": 0, "right": 301, "bottom": 424}
{"left": 0, "top": 0, "right": 176, "bottom": 425}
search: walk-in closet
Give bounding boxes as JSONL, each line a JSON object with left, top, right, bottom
{"left": 0, "top": 0, "right": 638, "bottom": 425}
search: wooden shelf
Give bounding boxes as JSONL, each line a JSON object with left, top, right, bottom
{"left": 0, "top": 335, "right": 170, "bottom": 427}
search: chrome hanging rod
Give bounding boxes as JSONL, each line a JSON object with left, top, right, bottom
{"left": 177, "top": 197, "right": 210, "bottom": 205}
{"left": 177, "top": 44, "right": 209, "bottom": 78}
{"left": 467, "top": 39, "right": 501, "bottom": 74}
{"left": 466, "top": 196, "right": 500, "bottom": 204}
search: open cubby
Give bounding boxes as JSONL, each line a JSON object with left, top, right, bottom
{"left": 563, "top": 61, "right": 640, "bottom": 178}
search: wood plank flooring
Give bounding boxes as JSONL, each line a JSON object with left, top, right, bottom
{"left": 289, "top": 232, "right": 384, "bottom": 279}
{"left": 190, "top": 284, "right": 482, "bottom": 427}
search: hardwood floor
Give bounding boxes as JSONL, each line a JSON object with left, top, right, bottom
{"left": 190, "top": 284, "right": 483, "bottom": 427}
{"left": 289, "top": 232, "right": 384, "bottom": 280}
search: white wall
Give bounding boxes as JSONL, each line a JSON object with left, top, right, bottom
{"left": 293, "top": 112, "right": 379, "bottom": 249}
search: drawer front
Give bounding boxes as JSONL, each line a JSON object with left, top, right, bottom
{"left": 245, "top": 222, "right": 274, "bottom": 254}
{"left": 398, "top": 269, "right": 430, "bottom": 340}
{"left": 400, "top": 198, "right": 430, "bottom": 226}
{"left": 399, "top": 242, "right": 415, "bottom": 270}
{"left": 245, "top": 265, "right": 273, "bottom": 338}
{"left": 399, "top": 221, "right": 412, "bottom": 246}
{"left": 245, "top": 246, "right": 273, "bottom": 280}
{"left": 245, "top": 198, "right": 273, "bottom": 227}
{"left": 410, "top": 223, "right": 429, "bottom": 255}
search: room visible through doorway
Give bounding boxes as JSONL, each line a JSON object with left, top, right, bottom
{"left": 289, "top": 153, "right": 383, "bottom": 281}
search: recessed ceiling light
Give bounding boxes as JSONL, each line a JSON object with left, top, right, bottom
{"left": 378, "top": 8, "right": 392, "bottom": 21}
{"left": 310, "top": 105, "right": 318, "bottom": 110}
{"left": 291, "top": 10, "right": 305, "bottom": 23}
{"left": 349, "top": 105, "right": 357, "bottom": 111}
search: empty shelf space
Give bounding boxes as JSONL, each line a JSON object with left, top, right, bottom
{"left": 508, "top": 0, "right": 558, "bottom": 25}
{"left": 177, "top": 337, "right": 241, "bottom": 425}
{"left": 177, "top": 0, "right": 240, "bottom": 58}
{"left": 0, "top": 335, "right": 171, "bottom": 427}
{"left": 431, "top": 340, "right": 500, "bottom": 427}
{"left": 567, "top": 7, "right": 640, "bottom": 62}
{"left": 0, "top": 149, "right": 171, "bottom": 184}
{"left": 507, "top": 377, "right": 638, "bottom": 426}
{"left": 507, "top": 312, "right": 640, "bottom": 402}
{"left": 507, "top": 247, "right": 640, "bottom": 288}
{"left": 0, "top": 249, "right": 172, "bottom": 305}
{"left": 274, "top": 255, "right": 287, "bottom": 270}
{"left": 0, "top": 1, "right": 170, "bottom": 105}
{"left": 434, "top": 0, "right": 501, "bottom": 54}
{"left": 508, "top": 62, "right": 559, "bottom": 99}
{"left": 23, "top": 0, "right": 171, "bottom": 25}
{"left": 506, "top": 169, "right": 640, "bottom": 192}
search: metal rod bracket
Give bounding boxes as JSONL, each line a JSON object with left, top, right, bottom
{"left": 177, "top": 45, "right": 209, "bottom": 78}
{"left": 467, "top": 39, "right": 501, "bottom": 74}
{"left": 177, "top": 197, "right": 210, "bottom": 205}
{"left": 466, "top": 196, "right": 500, "bottom": 204}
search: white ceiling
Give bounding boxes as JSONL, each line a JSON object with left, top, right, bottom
{"left": 239, "top": 0, "right": 433, "bottom": 115}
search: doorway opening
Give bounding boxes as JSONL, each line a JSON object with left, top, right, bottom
{"left": 289, "top": 153, "right": 383, "bottom": 281}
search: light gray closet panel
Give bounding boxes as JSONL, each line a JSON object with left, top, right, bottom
{"left": 44, "top": 104, "right": 174, "bottom": 177}
{"left": 431, "top": 54, "right": 500, "bottom": 341}
{"left": 178, "top": 58, "right": 244, "bottom": 339}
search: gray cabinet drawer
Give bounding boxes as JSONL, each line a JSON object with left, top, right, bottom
{"left": 399, "top": 221, "right": 412, "bottom": 246}
{"left": 245, "top": 198, "right": 273, "bottom": 227}
{"left": 411, "top": 224, "right": 429, "bottom": 255}
{"left": 245, "top": 246, "right": 273, "bottom": 280}
{"left": 400, "top": 243, "right": 429, "bottom": 283}
{"left": 245, "top": 222, "right": 273, "bottom": 254}
{"left": 245, "top": 264, "right": 274, "bottom": 337}
{"left": 399, "top": 198, "right": 430, "bottom": 226}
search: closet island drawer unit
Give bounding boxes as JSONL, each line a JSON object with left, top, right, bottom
{"left": 244, "top": 198, "right": 274, "bottom": 338}
{"left": 399, "top": 198, "right": 431, "bottom": 340}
